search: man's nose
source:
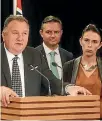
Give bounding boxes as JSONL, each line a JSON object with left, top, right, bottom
{"left": 17, "top": 34, "right": 23, "bottom": 41}
{"left": 51, "top": 32, "right": 56, "bottom": 37}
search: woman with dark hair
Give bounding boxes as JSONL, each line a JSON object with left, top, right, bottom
{"left": 64, "top": 24, "right": 102, "bottom": 118}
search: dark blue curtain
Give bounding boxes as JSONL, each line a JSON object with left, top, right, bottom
{"left": 1, "top": 0, "right": 13, "bottom": 31}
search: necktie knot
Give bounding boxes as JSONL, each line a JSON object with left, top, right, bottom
{"left": 50, "top": 51, "right": 55, "bottom": 56}
{"left": 13, "top": 55, "right": 18, "bottom": 60}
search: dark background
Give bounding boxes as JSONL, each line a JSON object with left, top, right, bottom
{"left": 1, "top": 0, "right": 102, "bottom": 57}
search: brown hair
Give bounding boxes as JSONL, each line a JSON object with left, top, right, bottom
{"left": 40, "top": 15, "right": 62, "bottom": 30}
{"left": 3, "top": 15, "right": 29, "bottom": 29}
{"left": 81, "top": 24, "right": 102, "bottom": 41}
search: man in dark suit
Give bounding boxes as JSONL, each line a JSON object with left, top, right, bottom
{"left": 35, "top": 15, "right": 73, "bottom": 79}
{"left": 35, "top": 16, "right": 73, "bottom": 95}
{"left": 1, "top": 15, "right": 63, "bottom": 106}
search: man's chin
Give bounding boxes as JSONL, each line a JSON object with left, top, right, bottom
{"left": 14, "top": 48, "right": 24, "bottom": 54}
{"left": 50, "top": 42, "right": 58, "bottom": 46}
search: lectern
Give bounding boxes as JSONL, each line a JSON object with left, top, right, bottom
{"left": 1, "top": 95, "right": 100, "bottom": 120}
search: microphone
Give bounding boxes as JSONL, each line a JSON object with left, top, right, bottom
{"left": 29, "top": 65, "right": 51, "bottom": 96}
{"left": 52, "top": 62, "right": 64, "bottom": 96}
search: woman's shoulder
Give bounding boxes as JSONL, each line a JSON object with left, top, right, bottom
{"left": 64, "top": 56, "right": 81, "bottom": 65}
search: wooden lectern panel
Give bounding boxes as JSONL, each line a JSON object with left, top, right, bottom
{"left": 1, "top": 95, "right": 100, "bottom": 120}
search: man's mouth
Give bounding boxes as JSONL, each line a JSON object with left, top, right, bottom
{"left": 15, "top": 43, "right": 23, "bottom": 45}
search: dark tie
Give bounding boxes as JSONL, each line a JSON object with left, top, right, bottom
{"left": 11, "top": 55, "right": 22, "bottom": 97}
{"left": 49, "top": 51, "right": 59, "bottom": 79}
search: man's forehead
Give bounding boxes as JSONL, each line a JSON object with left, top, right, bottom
{"left": 43, "top": 24, "right": 61, "bottom": 30}
{"left": 7, "top": 20, "right": 28, "bottom": 27}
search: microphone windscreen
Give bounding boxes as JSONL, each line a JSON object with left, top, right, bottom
{"left": 52, "top": 62, "right": 57, "bottom": 67}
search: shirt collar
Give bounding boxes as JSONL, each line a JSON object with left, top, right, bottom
{"left": 4, "top": 44, "right": 22, "bottom": 62}
{"left": 43, "top": 42, "right": 59, "bottom": 55}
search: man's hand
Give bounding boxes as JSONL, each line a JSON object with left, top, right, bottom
{"left": 65, "top": 85, "right": 92, "bottom": 96}
{"left": 0, "top": 86, "right": 18, "bottom": 107}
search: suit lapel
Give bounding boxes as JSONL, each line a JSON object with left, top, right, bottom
{"left": 23, "top": 48, "right": 33, "bottom": 96}
{"left": 39, "top": 44, "right": 49, "bottom": 67}
{"left": 41, "top": 45, "right": 67, "bottom": 67}
{"left": 1, "top": 44, "right": 11, "bottom": 87}
{"left": 71, "top": 56, "right": 81, "bottom": 84}
{"left": 59, "top": 48, "right": 66, "bottom": 66}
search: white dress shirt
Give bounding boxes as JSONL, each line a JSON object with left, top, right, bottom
{"left": 43, "top": 42, "right": 62, "bottom": 79}
{"left": 4, "top": 46, "right": 25, "bottom": 97}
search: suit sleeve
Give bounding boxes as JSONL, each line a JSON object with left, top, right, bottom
{"left": 1, "top": 71, "right": 8, "bottom": 86}
{"left": 63, "top": 60, "right": 74, "bottom": 83}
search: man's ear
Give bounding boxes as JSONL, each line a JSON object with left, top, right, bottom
{"left": 60, "top": 30, "right": 63, "bottom": 36}
{"left": 2, "top": 31, "right": 6, "bottom": 42}
{"left": 39, "top": 29, "right": 43, "bottom": 38}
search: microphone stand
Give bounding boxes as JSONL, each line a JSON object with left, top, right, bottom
{"left": 30, "top": 65, "right": 52, "bottom": 96}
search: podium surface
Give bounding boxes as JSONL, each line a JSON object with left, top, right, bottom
{"left": 1, "top": 95, "right": 100, "bottom": 120}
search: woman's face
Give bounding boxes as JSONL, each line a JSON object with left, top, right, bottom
{"left": 80, "top": 31, "right": 102, "bottom": 57}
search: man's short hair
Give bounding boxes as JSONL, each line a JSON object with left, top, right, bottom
{"left": 3, "top": 15, "right": 29, "bottom": 29}
{"left": 41, "top": 15, "right": 62, "bottom": 30}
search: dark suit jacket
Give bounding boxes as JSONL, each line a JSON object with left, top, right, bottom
{"left": 35, "top": 44, "right": 73, "bottom": 95}
{"left": 63, "top": 56, "right": 102, "bottom": 84}
{"left": 35, "top": 44, "right": 73, "bottom": 67}
{"left": 1, "top": 43, "right": 63, "bottom": 96}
